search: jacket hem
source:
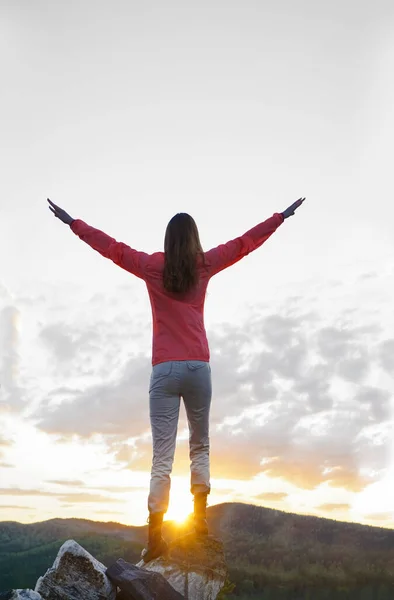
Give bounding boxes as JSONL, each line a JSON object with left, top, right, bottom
{"left": 152, "top": 356, "right": 210, "bottom": 366}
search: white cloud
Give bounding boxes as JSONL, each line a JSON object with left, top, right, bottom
{"left": 2, "top": 267, "right": 383, "bottom": 504}
{"left": 0, "top": 302, "right": 23, "bottom": 412}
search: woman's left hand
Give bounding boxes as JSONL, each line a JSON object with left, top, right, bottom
{"left": 47, "top": 198, "right": 74, "bottom": 225}
{"left": 282, "top": 197, "right": 306, "bottom": 219}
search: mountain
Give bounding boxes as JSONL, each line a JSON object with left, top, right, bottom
{"left": 1, "top": 502, "right": 393, "bottom": 598}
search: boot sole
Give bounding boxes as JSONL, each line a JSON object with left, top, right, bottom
{"left": 141, "top": 540, "right": 168, "bottom": 563}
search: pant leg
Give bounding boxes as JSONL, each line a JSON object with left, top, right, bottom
{"left": 181, "top": 360, "right": 212, "bottom": 495}
{"left": 148, "top": 361, "right": 180, "bottom": 514}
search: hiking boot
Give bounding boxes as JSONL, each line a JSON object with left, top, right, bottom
{"left": 141, "top": 511, "right": 168, "bottom": 562}
{"left": 194, "top": 492, "right": 209, "bottom": 536}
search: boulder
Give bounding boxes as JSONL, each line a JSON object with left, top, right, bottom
{"left": 0, "top": 592, "right": 42, "bottom": 600}
{"left": 135, "top": 533, "right": 227, "bottom": 600}
{"left": 34, "top": 539, "right": 116, "bottom": 600}
{"left": 107, "top": 559, "right": 184, "bottom": 600}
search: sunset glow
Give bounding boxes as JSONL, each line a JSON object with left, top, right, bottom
{"left": 1, "top": 0, "right": 393, "bottom": 532}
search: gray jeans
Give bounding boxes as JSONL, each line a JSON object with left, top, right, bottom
{"left": 148, "top": 360, "right": 212, "bottom": 514}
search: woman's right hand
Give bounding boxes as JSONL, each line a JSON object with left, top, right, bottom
{"left": 282, "top": 197, "right": 306, "bottom": 219}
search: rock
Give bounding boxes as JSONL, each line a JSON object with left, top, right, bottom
{"left": 113, "top": 591, "right": 130, "bottom": 600}
{"left": 0, "top": 592, "right": 42, "bottom": 600}
{"left": 34, "top": 539, "right": 116, "bottom": 600}
{"left": 135, "top": 533, "right": 227, "bottom": 600}
{"left": 106, "top": 558, "right": 184, "bottom": 600}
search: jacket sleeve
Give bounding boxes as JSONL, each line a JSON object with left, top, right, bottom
{"left": 70, "top": 219, "right": 149, "bottom": 279}
{"left": 204, "top": 213, "right": 284, "bottom": 276}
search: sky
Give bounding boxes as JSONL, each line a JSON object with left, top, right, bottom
{"left": 0, "top": 0, "right": 394, "bottom": 528}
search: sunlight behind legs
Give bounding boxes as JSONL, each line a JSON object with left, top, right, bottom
{"left": 164, "top": 479, "right": 193, "bottom": 523}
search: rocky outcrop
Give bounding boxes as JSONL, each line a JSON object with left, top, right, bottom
{"left": 1, "top": 533, "right": 227, "bottom": 600}
{"left": 135, "top": 533, "right": 227, "bottom": 600}
{"left": 34, "top": 540, "right": 116, "bottom": 600}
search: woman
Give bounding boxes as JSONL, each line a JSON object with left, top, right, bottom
{"left": 47, "top": 195, "right": 305, "bottom": 561}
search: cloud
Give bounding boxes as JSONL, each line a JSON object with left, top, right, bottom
{"left": 88, "top": 485, "right": 147, "bottom": 493}
{"left": 378, "top": 339, "right": 394, "bottom": 375}
{"left": 0, "top": 505, "right": 33, "bottom": 510}
{"left": 111, "top": 411, "right": 374, "bottom": 492}
{"left": 337, "top": 355, "right": 370, "bottom": 383}
{"left": 38, "top": 319, "right": 120, "bottom": 368}
{"left": 0, "top": 488, "right": 123, "bottom": 503}
{"left": 35, "top": 295, "right": 150, "bottom": 382}
{"left": 317, "top": 326, "right": 356, "bottom": 361}
{"left": 0, "top": 436, "right": 13, "bottom": 447}
{"left": 39, "top": 324, "right": 79, "bottom": 362}
{"left": 112, "top": 433, "right": 263, "bottom": 481}
{"left": 93, "top": 510, "right": 125, "bottom": 516}
{"left": 364, "top": 512, "right": 394, "bottom": 522}
{"left": 46, "top": 479, "right": 84, "bottom": 487}
{"left": 111, "top": 305, "right": 392, "bottom": 493}
{"left": 0, "top": 304, "right": 23, "bottom": 412}
{"left": 36, "top": 355, "right": 151, "bottom": 438}
{"left": 316, "top": 503, "right": 351, "bottom": 512}
{"left": 292, "top": 364, "right": 333, "bottom": 411}
{"left": 57, "top": 493, "right": 124, "bottom": 504}
{"left": 47, "top": 474, "right": 148, "bottom": 495}
{"left": 254, "top": 492, "right": 288, "bottom": 502}
{"left": 260, "top": 458, "right": 324, "bottom": 490}
{"left": 210, "top": 444, "right": 266, "bottom": 480}
{"left": 354, "top": 387, "right": 392, "bottom": 422}
{"left": 29, "top": 283, "right": 394, "bottom": 498}
{"left": 0, "top": 435, "right": 13, "bottom": 468}
{"left": 0, "top": 488, "right": 63, "bottom": 496}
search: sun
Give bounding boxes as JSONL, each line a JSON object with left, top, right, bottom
{"left": 165, "top": 488, "right": 194, "bottom": 524}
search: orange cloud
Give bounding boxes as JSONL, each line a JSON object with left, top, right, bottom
{"left": 317, "top": 503, "right": 351, "bottom": 512}
{"left": 0, "top": 488, "right": 123, "bottom": 504}
{"left": 364, "top": 512, "right": 394, "bottom": 522}
{"left": 0, "top": 504, "right": 32, "bottom": 510}
{"left": 255, "top": 492, "right": 288, "bottom": 502}
{"left": 118, "top": 437, "right": 263, "bottom": 481}
{"left": 260, "top": 458, "right": 323, "bottom": 490}
{"left": 323, "top": 467, "right": 371, "bottom": 493}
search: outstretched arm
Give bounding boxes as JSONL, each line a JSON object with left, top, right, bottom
{"left": 204, "top": 197, "right": 305, "bottom": 277}
{"left": 47, "top": 198, "right": 149, "bottom": 279}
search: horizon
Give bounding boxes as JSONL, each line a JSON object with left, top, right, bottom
{"left": 3, "top": 500, "right": 394, "bottom": 532}
{"left": 1, "top": 0, "right": 394, "bottom": 530}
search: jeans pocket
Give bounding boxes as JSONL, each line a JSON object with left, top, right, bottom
{"left": 152, "top": 361, "right": 173, "bottom": 378}
{"left": 186, "top": 360, "right": 208, "bottom": 371}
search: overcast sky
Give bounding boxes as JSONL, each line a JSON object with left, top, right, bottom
{"left": 0, "top": 0, "right": 393, "bottom": 528}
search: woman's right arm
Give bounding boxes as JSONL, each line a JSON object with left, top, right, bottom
{"left": 47, "top": 197, "right": 149, "bottom": 279}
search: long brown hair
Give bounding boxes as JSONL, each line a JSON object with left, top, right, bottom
{"left": 163, "top": 213, "right": 204, "bottom": 294}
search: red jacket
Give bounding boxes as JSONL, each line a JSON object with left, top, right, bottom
{"left": 70, "top": 213, "right": 284, "bottom": 365}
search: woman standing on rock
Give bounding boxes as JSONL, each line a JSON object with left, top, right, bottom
{"left": 47, "top": 195, "right": 305, "bottom": 561}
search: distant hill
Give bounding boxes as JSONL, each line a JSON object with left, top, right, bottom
{"left": 1, "top": 502, "right": 393, "bottom": 598}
